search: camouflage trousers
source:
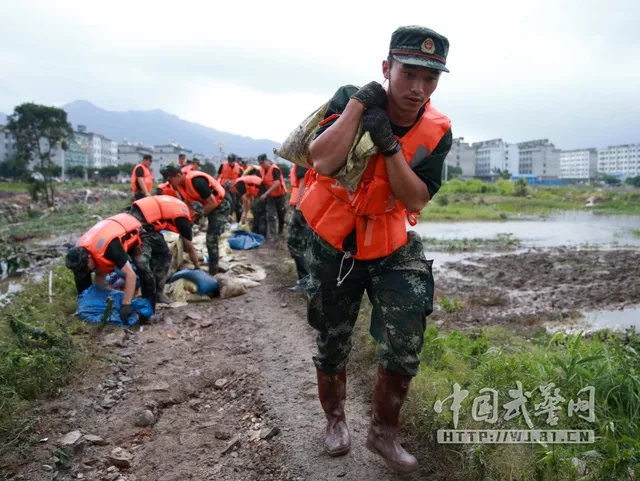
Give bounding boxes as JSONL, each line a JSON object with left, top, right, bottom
{"left": 206, "top": 195, "right": 231, "bottom": 273}
{"left": 305, "top": 230, "right": 434, "bottom": 377}
{"left": 139, "top": 228, "right": 173, "bottom": 291}
{"left": 251, "top": 198, "right": 267, "bottom": 237}
{"left": 128, "top": 242, "right": 159, "bottom": 314}
{"left": 266, "top": 195, "right": 286, "bottom": 240}
{"left": 286, "top": 209, "right": 310, "bottom": 280}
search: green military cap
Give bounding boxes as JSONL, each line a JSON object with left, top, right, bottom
{"left": 389, "top": 26, "right": 450, "bottom": 73}
{"left": 160, "top": 163, "right": 181, "bottom": 177}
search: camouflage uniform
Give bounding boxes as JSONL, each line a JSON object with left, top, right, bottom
{"left": 286, "top": 209, "right": 310, "bottom": 280}
{"left": 206, "top": 195, "right": 231, "bottom": 273}
{"left": 266, "top": 195, "right": 286, "bottom": 239}
{"left": 251, "top": 198, "right": 267, "bottom": 238}
{"left": 129, "top": 209, "right": 173, "bottom": 312}
{"left": 305, "top": 230, "right": 434, "bottom": 377}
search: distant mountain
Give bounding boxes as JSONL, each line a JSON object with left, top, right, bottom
{"left": 62, "top": 100, "right": 280, "bottom": 159}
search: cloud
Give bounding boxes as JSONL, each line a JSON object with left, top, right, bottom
{"left": 0, "top": 0, "right": 638, "bottom": 148}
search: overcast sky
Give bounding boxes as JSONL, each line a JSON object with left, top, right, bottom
{"left": 0, "top": 0, "right": 638, "bottom": 150}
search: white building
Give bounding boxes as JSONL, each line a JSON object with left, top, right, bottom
{"left": 559, "top": 149, "right": 597, "bottom": 180}
{"left": 517, "top": 139, "right": 560, "bottom": 179}
{"left": 446, "top": 137, "right": 476, "bottom": 178}
{"left": 74, "top": 126, "right": 118, "bottom": 169}
{"left": 472, "top": 139, "right": 519, "bottom": 179}
{"left": 153, "top": 142, "right": 190, "bottom": 177}
{"left": 0, "top": 125, "right": 17, "bottom": 162}
{"left": 597, "top": 144, "right": 640, "bottom": 179}
{"left": 118, "top": 141, "right": 155, "bottom": 165}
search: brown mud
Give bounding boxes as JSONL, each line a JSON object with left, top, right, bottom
{"left": 431, "top": 247, "right": 640, "bottom": 332}
{"left": 2, "top": 241, "right": 639, "bottom": 481}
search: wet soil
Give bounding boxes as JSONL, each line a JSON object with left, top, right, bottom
{"left": 2, "top": 241, "right": 639, "bottom": 481}
{"left": 431, "top": 247, "right": 640, "bottom": 332}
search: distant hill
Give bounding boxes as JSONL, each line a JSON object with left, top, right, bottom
{"left": 61, "top": 100, "right": 281, "bottom": 159}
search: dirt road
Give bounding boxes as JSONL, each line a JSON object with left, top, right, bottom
{"left": 3, "top": 244, "right": 432, "bottom": 481}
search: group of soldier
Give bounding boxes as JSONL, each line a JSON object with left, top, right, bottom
{"left": 65, "top": 150, "right": 311, "bottom": 325}
{"left": 64, "top": 23, "right": 454, "bottom": 476}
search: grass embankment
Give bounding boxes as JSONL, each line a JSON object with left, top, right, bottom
{"left": 0, "top": 181, "right": 129, "bottom": 193}
{"left": 0, "top": 198, "right": 130, "bottom": 239}
{"left": 0, "top": 266, "right": 101, "bottom": 458}
{"left": 421, "top": 179, "right": 640, "bottom": 221}
{"left": 352, "top": 301, "right": 640, "bottom": 481}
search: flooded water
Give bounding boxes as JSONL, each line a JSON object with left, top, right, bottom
{"left": 413, "top": 211, "right": 640, "bottom": 248}
{"left": 544, "top": 307, "right": 640, "bottom": 334}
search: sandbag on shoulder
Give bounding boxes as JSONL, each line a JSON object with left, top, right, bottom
{"left": 169, "top": 269, "right": 220, "bottom": 296}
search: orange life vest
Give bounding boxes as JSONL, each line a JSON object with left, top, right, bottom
{"left": 181, "top": 164, "right": 197, "bottom": 174}
{"left": 157, "top": 181, "right": 179, "bottom": 198}
{"left": 289, "top": 165, "right": 300, "bottom": 206}
{"left": 178, "top": 171, "right": 226, "bottom": 208}
{"left": 131, "top": 163, "right": 153, "bottom": 194}
{"left": 264, "top": 164, "right": 287, "bottom": 197}
{"left": 219, "top": 161, "right": 242, "bottom": 183}
{"left": 299, "top": 102, "right": 451, "bottom": 261}
{"left": 76, "top": 213, "right": 142, "bottom": 274}
{"left": 234, "top": 175, "right": 263, "bottom": 198}
{"left": 133, "top": 195, "right": 192, "bottom": 234}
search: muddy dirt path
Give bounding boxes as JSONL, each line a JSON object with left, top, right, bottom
{"left": 4, "top": 244, "right": 432, "bottom": 481}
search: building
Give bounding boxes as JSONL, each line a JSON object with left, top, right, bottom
{"left": 70, "top": 126, "right": 118, "bottom": 169}
{"left": 0, "top": 125, "right": 17, "bottom": 162}
{"left": 446, "top": 137, "right": 475, "bottom": 178}
{"left": 517, "top": 139, "right": 560, "bottom": 179}
{"left": 118, "top": 140, "right": 155, "bottom": 166}
{"left": 597, "top": 144, "right": 640, "bottom": 179}
{"left": 559, "top": 149, "right": 597, "bottom": 180}
{"left": 152, "top": 142, "right": 191, "bottom": 177}
{"left": 472, "top": 139, "right": 519, "bottom": 180}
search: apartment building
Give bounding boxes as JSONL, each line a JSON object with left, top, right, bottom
{"left": 472, "top": 139, "right": 519, "bottom": 180}
{"left": 0, "top": 125, "right": 17, "bottom": 161}
{"left": 446, "top": 137, "right": 476, "bottom": 178}
{"left": 597, "top": 144, "right": 640, "bottom": 179}
{"left": 517, "top": 139, "right": 560, "bottom": 179}
{"left": 152, "top": 142, "right": 190, "bottom": 177}
{"left": 559, "top": 148, "right": 597, "bottom": 180}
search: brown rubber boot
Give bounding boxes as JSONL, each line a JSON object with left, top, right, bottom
{"left": 316, "top": 367, "right": 351, "bottom": 456}
{"left": 365, "top": 365, "right": 419, "bottom": 473}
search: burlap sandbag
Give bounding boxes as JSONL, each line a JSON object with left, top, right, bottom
{"left": 273, "top": 101, "right": 378, "bottom": 191}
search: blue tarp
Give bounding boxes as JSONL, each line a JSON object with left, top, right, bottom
{"left": 75, "top": 284, "right": 153, "bottom": 326}
{"left": 169, "top": 269, "right": 220, "bottom": 296}
{"left": 228, "top": 230, "right": 265, "bottom": 250}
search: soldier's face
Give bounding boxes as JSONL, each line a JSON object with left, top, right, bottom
{"left": 384, "top": 60, "right": 440, "bottom": 114}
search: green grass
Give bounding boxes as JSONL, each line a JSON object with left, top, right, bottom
{"left": 405, "top": 326, "right": 640, "bottom": 481}
{"left": 0, "top": 265, "right": 100, "bottom": 457}
{"left": 423, "top": 233, "right": 522, "bottom": 252}
{"left": 631, "top": 230, "right": 640, "bottom": 239}
{"left": 419, "top": 180, "right": 640, "bottom": 221}
{"left": 0, "top": 181, "right": 129, "bottom": 193}
{"left": 0, "top": 198, "right": 130, "bottom": 238}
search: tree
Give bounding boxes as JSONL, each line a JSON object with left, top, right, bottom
{"left": 492, "top": 167, "right": 512, "bottom": 180}
{"left": 599, "top": 172, "right": 621, "bottom": 186}
{"left": 66, "top": 165, "right": 86, "bottom": 179}
{"left": 0, "top": 157, "right": 29, "bottom": 179}
{"left": 514, "top": 177, "right": 528, "bottom": 197}
{"left": 6, "top": 103, "right": 73, "bottom": 206}
{"left": 625, "top": 175, "right": 640, "bottom": 188}
{"left": 200, "top": 162, "right": 218, "bottom": 176}
{"left": 98, "top": 165, "right": 120, "bottom": 181}
{"left": 119, "top": 163, "right": 136, "bottom": 176}
{"left": 277, "top": 162, "right": 291, "bottom": 178}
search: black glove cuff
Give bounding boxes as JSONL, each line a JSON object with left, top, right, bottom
{"left": 382, "top": 142, "right": 402, "bottom": 157}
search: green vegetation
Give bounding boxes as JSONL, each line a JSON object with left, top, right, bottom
{"left": 631, "top": 229, "right": 640, "bottom": 239}
{"left": 0, "top": 197, "right": 130, "bottom": 239}
{"left": 421, "top": 179, "right": 640, "bottom": 221}
{"left": 423, "top": 233, "right": 521, "bottom": 252}
{"left": 0, "top": 266, "right": 99, "bottom": 456}
{"left": 407, "top": 326, "right": 640, "bottom": 481}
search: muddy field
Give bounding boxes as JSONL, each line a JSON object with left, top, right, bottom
{"left": 431, "top": 247, "right": 640, "bottom": 331}
{"left": 2, "top": 226, "right": 640, "bottom": 480}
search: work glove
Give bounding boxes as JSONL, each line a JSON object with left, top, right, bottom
{"left": 119, "top": 304, "right": 133, "bottom": 324}
{"left": 350, "top": 81, "right": 387, "bottom": 110}
{"left": 362, "top": 107, "right": 400, "bottom": 154}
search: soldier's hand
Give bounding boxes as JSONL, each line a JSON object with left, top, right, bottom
{"left": 119, "top": 303, "right": 133, "bottom": 324}
{"left": 350, "top": 81, "right": 387, "bottom": 110}
{"left": 362, "top": 107, "right": 399, "bottom": 154}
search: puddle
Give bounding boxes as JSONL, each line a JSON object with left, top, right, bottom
{"left": 544, "top": 307, "right": 640, "bottom": 334}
